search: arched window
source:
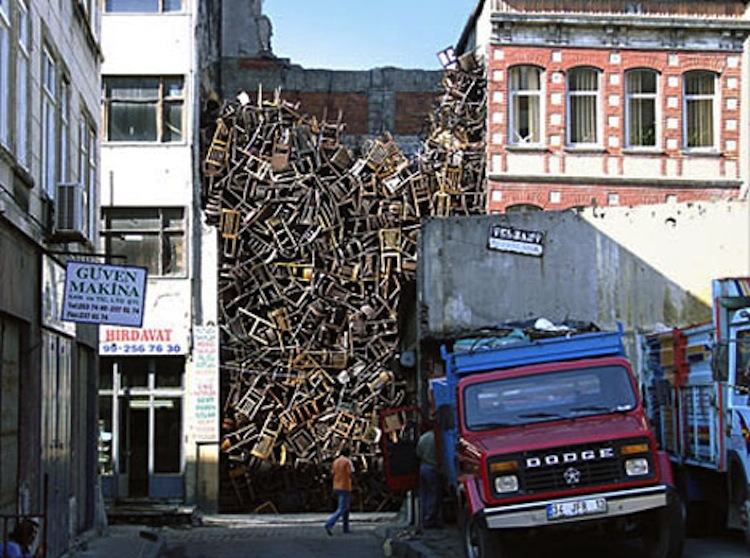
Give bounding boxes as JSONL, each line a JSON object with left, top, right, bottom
{"left": 567, "top": 68, "right": 600, "bottom": 146}
{"left": 505, "top": 204, "right": 543, "bottom": 214}
{"left": 683, "top": 71, "right": 717, "bottom": 150}
{"left": 508, "top": 66, "right": 543, "bottom": 145}
{"left": 625, "top": 69, "right": 658, "bottom": 148}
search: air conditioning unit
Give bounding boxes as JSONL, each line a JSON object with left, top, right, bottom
{"left": 53, "top": 183, "right": 86, "bottom": 242}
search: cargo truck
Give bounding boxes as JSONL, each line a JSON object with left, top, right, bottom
{"left": 430, "top": 325, "right": 683, "bottom": 558}
{"left": 389, "top": 214, "right": 699, "bottom": 557}
{"left": 642, "top": 277, "right": 750, "bottom": 547}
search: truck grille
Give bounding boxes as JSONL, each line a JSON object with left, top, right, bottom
{"left": 521, "top": 457, "right": 622, "bottom": 493}
{"left": 490, "top": 439, "right": 652, "bottom": 497}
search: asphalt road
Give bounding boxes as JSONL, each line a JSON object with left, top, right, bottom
{"left": 159, "top": 522, "right": 748, "bottom": 558}
{"left": 160, "top": 524, "right": 384, "bottom": 558}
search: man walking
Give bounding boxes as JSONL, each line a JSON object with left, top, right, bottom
{"left": 324, "top": 447, "right": 354, "bottom": 536}
{"left": 416, "top": 426, "right": 440, "bottom": 528}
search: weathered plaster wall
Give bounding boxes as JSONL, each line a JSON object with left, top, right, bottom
{"left": 419, "top": 201, "right": 749, "bottom": 339}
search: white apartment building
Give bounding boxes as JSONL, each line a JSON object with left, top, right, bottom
{"left": 98, "top": 0, "right": 219, "bottom": 507}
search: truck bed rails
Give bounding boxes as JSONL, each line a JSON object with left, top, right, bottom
{"left": 441, "top": 327, "right": 626, "bottom": 378}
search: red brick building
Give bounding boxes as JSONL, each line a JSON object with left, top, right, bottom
{"left": 456, "top": 0, "right": 750, "bottom": 212}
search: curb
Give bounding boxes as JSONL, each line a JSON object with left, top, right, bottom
{"left": 381, "top": 525, "right": 439, "bottom": 558}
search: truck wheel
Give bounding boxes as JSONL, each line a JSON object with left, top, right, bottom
{"left": 462, "top": 514, "right": 506, "bottom": 558}
{"left": 641, "top": 496, "right": 685, "bottom": 558}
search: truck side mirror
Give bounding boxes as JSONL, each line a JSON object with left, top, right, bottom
{"left": 437, "top": 404, "right": 455, "bottom": 431}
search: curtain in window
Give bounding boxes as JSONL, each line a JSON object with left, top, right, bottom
{"left": 510, "top": 67, "right": 541, "bottom": 144}
{"left": 569, "top": 69, "right": 598, "bottom": 144}
{"left": 685, "top": 72, "right": 715, "bottom": 148}
{"left": 627, "top": 70, "right": 657, "bottom": 147}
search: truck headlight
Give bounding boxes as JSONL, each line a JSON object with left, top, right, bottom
{"left": 494, "top": 475, "right": 519, "bottom": 493}
{"left": 625, "top": 458, "right": 649, "bottom": 476}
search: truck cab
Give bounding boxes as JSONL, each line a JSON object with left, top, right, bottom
{"left": 431, "top": 327, "right": 683, "bottom": 558}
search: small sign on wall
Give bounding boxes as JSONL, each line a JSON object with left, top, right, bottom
{"left": 62, "top": 262, "right": 147, "bottom": 327}
{"left": 488, "top": 225, "right": 545, "bottom": 257}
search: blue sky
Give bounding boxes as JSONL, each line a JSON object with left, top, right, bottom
{"left": 264, "top": 0, "right": 479, "bottom": 70}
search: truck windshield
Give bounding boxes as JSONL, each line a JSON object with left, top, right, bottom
{"left": 463, "top": 365, "right": 637, "bottom": 430}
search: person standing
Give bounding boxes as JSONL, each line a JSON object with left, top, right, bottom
{"left": 0, "top": 518, "right": 42, "bottom": 558}
{"left": 416, "top": 427, "right": 441, "bottom": 528}
{"left": 324, "top": 447, "right": 354, "bottom": 536}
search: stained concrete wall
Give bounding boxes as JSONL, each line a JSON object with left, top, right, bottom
{"left": 418, "top": 201, "right": 750, "bottom": 339}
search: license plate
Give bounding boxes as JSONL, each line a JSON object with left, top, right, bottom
{"left": 546, "top": 497, "right": 607, "bottom": 520}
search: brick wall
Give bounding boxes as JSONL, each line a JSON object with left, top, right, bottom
{"left": 486, "top": 44, "right": 743, "bottom": 211}
{"left": 282, "top": 91, "right": 370, "bottom": 135}
{"left": 394, "top": 92, "right": 439, "bottom": 135}
{"left": 487, "top": 181, "right": 737, "bottom": 212}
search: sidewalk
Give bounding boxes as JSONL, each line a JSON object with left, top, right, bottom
{"left": 62, "top": 526, "right": 164, "bottom": 558}
{"left": 379, "top": 523, "right": 462, "bottom": 558}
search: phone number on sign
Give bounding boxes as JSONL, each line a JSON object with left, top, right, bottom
{"left": 101, "top": 343, "right": 182, "bottom": 354}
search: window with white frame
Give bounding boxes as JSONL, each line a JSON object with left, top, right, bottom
{"left": 102, "top": 208, "right": 186, "bottom": 276}
{"left": 625, "top": 69, "right": 658, "bottom": 148}
{"left": 79, "top": 116, "right": 97, "bottom": 240}
{"left": 0, "top": 0, "right": 9, "bottom": 148}
{"left": 683, "top": 71, "right": 717, "bottom": 150}
{"left": 104, "top": 76, "right": 184, "bottom": 142}
{"left": 15, "top": 0, "right": 29, "bottom": 167}
{"left": 60, "top": 78, "right": 70, "bottom": 182}
{"left": 508, "top": 66, "right": 543, "bottom": 145}
{"left": 567, "top": 68, "right": 600, "bottom": 146}
{"left": 41, "top": 48, "right": 58, "bottom": 197}
{"left": 105, "top": 0, "right": 182, "bottom": 13}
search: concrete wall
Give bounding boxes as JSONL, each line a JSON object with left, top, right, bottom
{"left": 418, "top": 201, "right": 750, "bottom": 339}
{"left": 219, "top": 58, "right": 443, "bottom": 151}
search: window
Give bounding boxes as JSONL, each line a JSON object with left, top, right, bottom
{"left": 105, "top": 0, "right": 182, "bottom": 12}
{"left": 683, "top": 71, "right": 717, "bottom": 150}
{"left": 60, "top": 78, "right": 70, "bottom": 182}
{"left": 79, "top": 116, "right": 97, "bottom": 239}
{"left": 41, "top": 48, "right": 57, "bottom": 197}
{"left": 102, "top": 208, "right": 186, "bottom": 276}
{"left": 567, "top": 68, "right": 600, "bottom": 146}
{"left": 625, "top": 70, "right": 658, "bottom": 148}
{"left": 508, "top": 66, "right": 542, "bottom": 145}
{"left": 15, "top": 0, "right": 29, "bottom": 166}
{"left": 0, "top": 1, "right": 9, "bottom": 148}
{"left": 464, "top": 365, "right": 636, "bottom": 430}
{"left": 104, "top": 76, "right": 184, "bottom": 142}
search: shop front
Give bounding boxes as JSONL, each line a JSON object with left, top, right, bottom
{"left": 98, "top": 326, "right": 189, "bottom": 501}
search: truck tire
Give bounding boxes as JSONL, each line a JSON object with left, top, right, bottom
{"left": 641, "top": 496, "right": 685, "bottom": 558}
{"left": 462, "top": 513, "right": 507, "bottom": 558}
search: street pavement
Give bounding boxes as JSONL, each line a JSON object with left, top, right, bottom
{"left": 160, "top": 524, "right": 383, "bottom": 558}
{"left": 397, "top": 525, "right": 749, "bottom": 557}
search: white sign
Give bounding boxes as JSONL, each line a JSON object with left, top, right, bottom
{"left": 42, "top": 256, "right": 76, "bottom": 336}
{"left": 488, "top": 225, "right": 545, "bottom": 257}
{"left": 99, "top": 326, "right": 188, "bottom": 355}
{"left": 62, "top": 262, "right": 147, "bottom": 327}
{"left": 191, "top": 326, "right": 220, "bottom": 441}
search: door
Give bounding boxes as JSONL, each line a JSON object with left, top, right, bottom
{"left": 128, "top": 399, "right": 150, "bottom": 497}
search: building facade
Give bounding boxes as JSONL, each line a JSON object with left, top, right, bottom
{"left": 456, "top": 0, "right": 750, "bottom": 212}
{"left": 98, "top": 0, "right": 220, "bottom": 509}
{"left": 0, "top": 0, "right": 102, "bottom": 556}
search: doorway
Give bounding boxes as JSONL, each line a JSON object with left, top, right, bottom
{"left": 99, "top": 357, "right": 185, "bottom": 501}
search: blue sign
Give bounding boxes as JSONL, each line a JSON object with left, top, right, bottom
{"left": 62, "top": 262, "right": 148, "bottom": 327}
